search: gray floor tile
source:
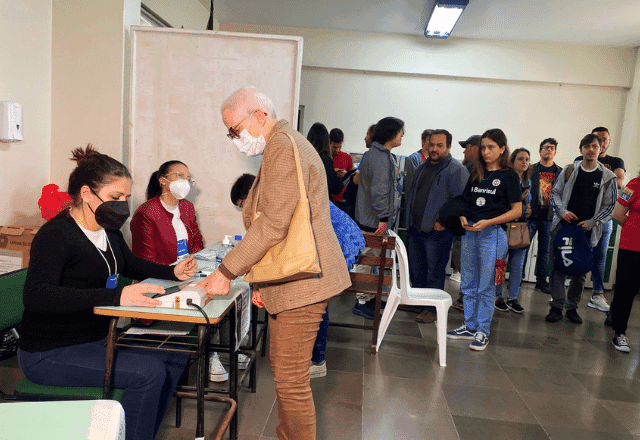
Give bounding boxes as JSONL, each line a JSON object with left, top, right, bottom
{"left": 362, "top": 373, "right": 449, "bottom": 416}
{"left": 453, "top": 415, "right": 550, "bottom": 440}
{"left": 435, "top": 359, "right": 515, "bottom": 389}
{"left": 363, "top": 410, "right": 458, "bottom": 440}
{"left": 544, "top": 426, "right": 637, "bottom": 440}
{"left": 598, "top": 400, "right": 640, "bottom": 436}
{"left": 501, "top": 366, "right": 590, "bottom": 395}
{"left": 443, "top": 384, "right": 537, "bottom": 423}
{"left": 311, "top": 370, "right": 363, "bottom": 405}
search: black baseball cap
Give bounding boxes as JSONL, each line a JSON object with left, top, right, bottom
{"left": 458, "top": 135, "right": 481, "bottom": 148}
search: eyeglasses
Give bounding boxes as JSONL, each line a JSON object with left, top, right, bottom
{"left": 226, "top": 112, "right": 254, "bottom": 140}
{"left": 541, "top": 145, "right": 556, "bottom": 151}
{"left": 165, "top": 172, "right": 195, "bottom": 185}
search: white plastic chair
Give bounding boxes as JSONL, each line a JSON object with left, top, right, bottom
{"left": 376, "top": 230, "right": 452, "bottom": 366}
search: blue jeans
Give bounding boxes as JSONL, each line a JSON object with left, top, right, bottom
{"left": 528, "top": 219, "right": 552, "bottom": 282}
{"left": 590, "top": 219, "right": 612, "bottom": 293}
{"left": 19, "top": 338, "right": 190, "bottom": 440}
{"left": 462, "top": 225, "right": 508, "bottom": 335}
{"left": 495, "top": 247, "right": 528, "bottom": 301}
{"left": 407, "top": 226, "right": 455, "bottom": 290}
{"left": 311, "top": 306, "right": 329, "bottom": 364}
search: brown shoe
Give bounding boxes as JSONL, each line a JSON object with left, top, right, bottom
{"left": 398, "top": 304, "right": 423, "bottom": 313}
{"left": 416, "top": 310, "right": 437, "bottom": 323}
{"left": 452, "top": 299, "right": 464, "bottom": 312}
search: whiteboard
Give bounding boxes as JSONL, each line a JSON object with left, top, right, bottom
{"left": 128, "top": 26, "right": 302, "bottom": 245}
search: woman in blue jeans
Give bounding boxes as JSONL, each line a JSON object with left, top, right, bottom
{"left": 19, "top": 145, "right": 196, "bottom": 440}
{"left": 495, "top": 148, "right": 532, "bottom": 314}
{"left": 447, "top": 129, "right": 522, "bottom": 351}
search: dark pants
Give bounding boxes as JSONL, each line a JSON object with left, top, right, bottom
{"left": 407, "top": 226, "right": 455, "bottom": 290}
{"left": 528, "top": 219, "right": 552, "bottom": 282}
{"left": 549, "top": 224, "right": 590, "bottom": 310}
{"left": 19, "top": 337, "right": 190, "bottom": 440}
{"left": 312, "top": 306, "right": 329, "bottom": 364}
{"left": 611, "top": 249, "right": 640, "bottom": 335}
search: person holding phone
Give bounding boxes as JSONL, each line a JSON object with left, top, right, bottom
{"left": 18, "top": 145, "right": 196, "bottom": 440}
{"left": 446, "top": 129, "right": 522, "bottom": 351}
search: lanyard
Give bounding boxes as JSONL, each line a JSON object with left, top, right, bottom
{"left": 94, "top": 234, "right": 117, "bottom": 277}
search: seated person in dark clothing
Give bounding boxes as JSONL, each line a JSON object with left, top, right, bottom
{"left": 18, "top": 144, "right": 197, "bottom": 440}
{"left": 307, "top": 122, "right": 343, "bottom": 197}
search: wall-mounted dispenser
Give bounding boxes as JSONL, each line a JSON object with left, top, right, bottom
{"left": 0, "top": 101, "right": 24, "bottom": 142}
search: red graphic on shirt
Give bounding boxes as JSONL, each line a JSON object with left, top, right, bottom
{"left": 539, "top": 172, "right": 556, "bottom": 207}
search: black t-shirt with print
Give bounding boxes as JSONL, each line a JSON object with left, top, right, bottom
{"left": 463, "top": 169, "right": 522, "bottom": 223}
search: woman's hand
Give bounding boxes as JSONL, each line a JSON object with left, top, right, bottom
{"left": 562, "top": 211, "right": 578, "bottom": 222}
{"left": 459, "top": 216, "right": 468, "bottom": 228}
{"left": 174, "top": 256, "right": 197, "bottom": 280}
{"left": 525, "top": 203, "right": 532, "bottom": 218}
{"left": 375, "top": 221, "right": 388, "bottom": 235}
{"left": 196, "top": 269, "right": 231, "bottom": 297}
{"left": 464, "top": 219, "right": 492, "bottom": 232}
{"left": 120, "top": 283, "right": 163, "bottom": 307}
{"left": 252, "top": 288, "right": 264, "bottom": 308}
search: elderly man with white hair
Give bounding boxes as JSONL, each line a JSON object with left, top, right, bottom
{"left": 198, "top": 87, "right": 350, "bottom": 440}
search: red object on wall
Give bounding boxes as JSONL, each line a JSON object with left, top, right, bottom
{"left": 38, "top": 184, "right": 72, "bottom": 221}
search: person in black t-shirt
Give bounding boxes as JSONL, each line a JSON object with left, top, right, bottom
{"left": 546, "top": 134, "right": 617, "bottom": 325}
{"left": 446, "top": 129, "right": 522, "bottom": 351}
{"left": 572, "top": 127, "right": 626, "bottom": 312}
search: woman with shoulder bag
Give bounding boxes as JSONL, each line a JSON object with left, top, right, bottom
{"left": 494, "top": 148, "right": 532, "bottom": 314}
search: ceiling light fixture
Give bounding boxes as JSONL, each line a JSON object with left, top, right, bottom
{"left": 424, "top": 0, "right": 468, "bottom": 39}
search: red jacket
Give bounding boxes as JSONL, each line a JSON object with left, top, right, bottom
{"left": 130, "top": 196, "right": 205, "bottom": 265}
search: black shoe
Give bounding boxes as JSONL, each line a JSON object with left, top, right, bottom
{"left": 604, "top": 311, "right": 613, "bottom": 327}
{"left": 566, "top": 309, "right": 583, "bottom": 324}
{"left": 506, "top": 299, "right": 525, "bottom": 314}
{"left": 352, "top": 300, "right": 374, "bottom": 320}
{"left": 535, "top": 280, "right": 551, "bottom": 294}
{"left": 545, "top": 307, "right": 563, "bottom": 322}
{"left": 494, "top": 297, "right": 509, "bottom": 312}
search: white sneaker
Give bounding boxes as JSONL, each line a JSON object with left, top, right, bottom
{"left": 309, "top": 361, "right": 327, "bottom": 379}
{"left": 612, "top": 334, "right": 631, "bottom": 353}
{"left": 238, "top": 353, "right": 250, "bottom": 370}
{"left": 209, "top": 352, "right": 229, "bottom": 382}
{"left": 588, "top": 294, "right": 610, "bottom": 312}
{"left": 449, "top": 272, "right": 461, "bottom": 283}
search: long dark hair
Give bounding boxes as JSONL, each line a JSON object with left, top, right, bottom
{"left": 146, "top": 160, "right": 186, "bottom": 200}
{"left": 307, "top": 123, "right": 331, "bottom": 159}
{"left": 510, "top": 148, "right": 532, "bottom": 183}
{"left": 67, "top": 144, "right": 131, "bottom": 207}
{"left": 471, "top": 128, "right": 511, "bottom": 182}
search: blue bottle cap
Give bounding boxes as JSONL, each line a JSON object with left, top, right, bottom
{"left": 235, "top": 235, "right": 242, "bottom": 240}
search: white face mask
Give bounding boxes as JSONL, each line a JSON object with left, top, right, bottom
{"left": 169, "top": 179, "right": 191, "bottom": 200}
{"left": 233, "top": 129, "right": 266, "bottom": 156}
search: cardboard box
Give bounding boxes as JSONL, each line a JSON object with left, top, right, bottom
{"left": 0, "top": 226, "right": 39, "bottom": 274}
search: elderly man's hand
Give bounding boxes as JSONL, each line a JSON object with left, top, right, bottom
{"left": 196, "top": 270, "right": 231, "bottom": 297}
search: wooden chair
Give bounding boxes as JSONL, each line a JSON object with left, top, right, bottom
{"left": 330, "top": 232, "right": 395, "bottom": 355}
{"left": 375, "top": 230, "right": 452, "bottom": 366}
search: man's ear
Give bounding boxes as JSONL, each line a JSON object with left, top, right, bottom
{"left": 253, "top": 110, "right": 268, "bottom": 126}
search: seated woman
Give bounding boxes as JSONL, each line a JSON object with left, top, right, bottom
{"left": 18, "top": 145, "right": 197, "bottom": 440}
{"left": 130, "top": 160, "right": 204, "bottom": 265}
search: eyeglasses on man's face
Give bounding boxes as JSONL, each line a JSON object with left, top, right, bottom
{"left": 227, "top": 112, "right": 254, "bottom": 140}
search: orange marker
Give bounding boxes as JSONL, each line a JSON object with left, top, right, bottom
{"left": 174, "top": 296, "right": 180, "bottom": 309}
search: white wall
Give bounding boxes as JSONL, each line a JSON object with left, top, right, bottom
{"left": 220, "top": 22, "right": 636, "bottom": 168}
{"left": 0, "top": 0, "right": 52, "bottom": 226}
{"left": 143, "top": 0, "right": 209, "bottom": 30}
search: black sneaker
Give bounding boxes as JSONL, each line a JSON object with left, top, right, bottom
{"left": 566, "top": 309, "right": 583, "bottom": 324}
{"left": 535, "top": 280, "right": 551, "bottom": 294}
{"left": 506, "top": 299, "right": 525, "bottom": 314}
{"left": 352, "top": 300, "right": 374, "bottom": 320}
{"left": 545, "top": 307, "right": 563, "bottom": 322}
{"left": 494, "top": 297, "right": 508, "bottom": 312}
{"left": 612, "top": 334, "right": 630, "bottom": 353}
{"left": 604, "top": 311, "right": 613, "bottom": 327}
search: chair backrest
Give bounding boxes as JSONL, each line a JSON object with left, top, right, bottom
{"left": 0, "top": 268, "right": 28, "bottom": 331}
{"left": 387, "top": 230, "right": 412, "bottom": 302}
{"left": 344, "top": 232, "right": 396, "bottom": 298}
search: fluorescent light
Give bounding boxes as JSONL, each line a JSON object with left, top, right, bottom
{"left": 425, "top": 0, "right": 468, "bottom": 39}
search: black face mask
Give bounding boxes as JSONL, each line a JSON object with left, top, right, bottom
{"left": 89, "top": 191, "right": 130, "bottom": 230}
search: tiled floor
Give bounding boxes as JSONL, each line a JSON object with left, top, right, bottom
{"left": 2, "top": 280, "right": 640, "bottom": 440}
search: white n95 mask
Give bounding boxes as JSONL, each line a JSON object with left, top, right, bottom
{"left": 169, "top": 179, "right": 191, "bottom": 200}
{"left": 233, "top": 129, "right": 266, "bottom": 156}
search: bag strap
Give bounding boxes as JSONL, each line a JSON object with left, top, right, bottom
{"left": 252, "top": 132, "right": 307, "bottom": 213}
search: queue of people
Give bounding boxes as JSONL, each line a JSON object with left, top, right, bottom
{"left": 18, "top": 81, "right": 636, "bottom": 440}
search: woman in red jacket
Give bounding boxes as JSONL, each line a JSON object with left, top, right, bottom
{"left": 130, "top": 161, "right": 204, "bottom": 265}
